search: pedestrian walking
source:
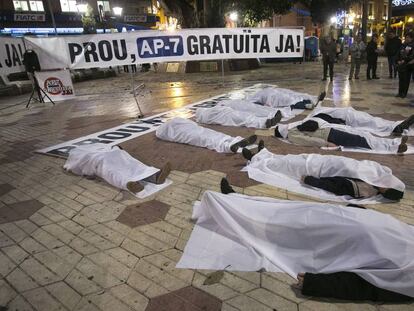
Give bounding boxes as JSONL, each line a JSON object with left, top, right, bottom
{"left": 366, "top": 35, "right": 380, "bottom": 80}
{"left": 349, "top": 34, "right": 366, "bottom": 80}
{"left": 385, "top": 30, "right": 402, "bottom": 78}
{"left": 396, "top": 32, "right": 414, "bottom": 98}
{"left": 320, "top": 35, "right": 337, "bottom": 81}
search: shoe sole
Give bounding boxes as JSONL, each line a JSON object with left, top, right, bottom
{"left": 127, "top": 181, "right": 144, "bottom": 193}
{"left": 231, "top": 135, "right": 257, "bottom": 153}
{"left": 155, "top": 162, "right": 171, "bottom": 184}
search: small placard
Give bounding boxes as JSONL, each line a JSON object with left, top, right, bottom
{"left": 166, "top": 62, "right": 180, "bottom": 72}
{"left": 200, "top": 61, "right": 218, "bottom": 72}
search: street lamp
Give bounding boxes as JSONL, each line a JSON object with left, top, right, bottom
{"left": 229, "top": 12, "right": 238, "bottom": 22}
{"left": 330, "top": 16, "right": 337, "bottom": 24}
{"left": 113, "top": 7, "right": 123, "bottom": 16}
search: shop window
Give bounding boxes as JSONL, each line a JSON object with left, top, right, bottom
{"left": 97, "top": 0, "right": 111, "bottom": 12}
{"left": 29, "top": 1, "right": 44, "bottom": 11}
{"left": 60, "top": 0, "right": 78, "bottom": 12}
{"left": 13, "top": 1, "right": 30, "bottom": 11}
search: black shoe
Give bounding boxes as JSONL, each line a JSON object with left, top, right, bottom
{"left": 220, "top": 178, "right": 235, "bottom": 194}
{"left": 355, "top": 77, "right": 359, "bottom": 80}
{"left": 396, "top": 94, "right": 402, "bottom": 98}
{"left": 230, "top": 135, "right": 257, "bottom": 153}
{"left": 367, "top": 77, "right": 372, "bottom": 80}
{"left": 318, "top": 91, "right": 326, "bottom": 102}
{"left": 397, "top": 115, "right": 414, "bottom": 131}
{"left": 373, "top": 76, "right": 380, "bottom": 79}
{"left": 322, "top": 78, "right": 327, "bottom": 81}
{"left": 271, "top": 111, "right": 282, "bottom": 126}
{"left": 242, "top": 148, "right": 253, "bottom": 161}
{"left": 258, "top": 139, "right": 265, "bottom": 152}
{"left": 348, "top": 77, "right": 352, "bottom": 80}
{"left": 397, "top": 136, "right": 408, "bottom": 154}
{"left": 265, "top": 119, "right": 272, "bottom": 128}
{"left": 155, "top": 162, "right": 171, "bottom": 184}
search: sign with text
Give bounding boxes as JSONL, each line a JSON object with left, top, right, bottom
{"left": 14, "top": 13, "right": 45, "bottom": 22}
{"left": 24, "top": 28, "right": 304, "bottom": 70}
{"left": 35, "top": 70, "right": 75, "bottom": 102}
{"left": 124, "top": 15, "right": 147, "bottom": 23}
{"left": 0, "top": 37, "right": 25, "bottom": 76}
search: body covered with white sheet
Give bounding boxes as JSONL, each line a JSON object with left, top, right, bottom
{"left": 308, "top": 106, "right": 414, "bottom": 136}
{"left": 178, "top": 191, "right": 414, "bottom": 298}
{"left": 248, "top": 87, "right": 316, "bottom": 108}
{"left": 242, "top": 149, "right": 405, "bottom": 204}
{"left": 156, "top": 117, "right": 243, "bottom": 153}
{"left": 64, "top": 144, "right": 169, "bottom": 198}
{"left": 195, "top": 99, "right": 297, "bottom": 128}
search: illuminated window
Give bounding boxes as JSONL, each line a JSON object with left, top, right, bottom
{"left": 60, "top": 0, "right": 78, "bottom": 12}
{"left": 97, "top": 0, "right": 111, "bottom": 12}
{"left": 13, "top": 1, "right": 29, "bottom": 11}
{"left": 29, "top": 1, "right": 44, "bottom": 11}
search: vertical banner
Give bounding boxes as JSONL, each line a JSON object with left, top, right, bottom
{"left": 24, "top": 28, "right": 305, "bottom": 70}
{"left": 0, "top": 37, "right": 25, "bottom": 76}
{"left": 35, "top": 70, "right": 75, "bottom": 102}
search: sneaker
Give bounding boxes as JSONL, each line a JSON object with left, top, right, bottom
{"left": 220, "top": 178, "right": 235, "bottom": 194}
{"left": 230, "top": 135, "right": 257, "bottom": 153}
{"left": 127, "top": 181, "right": 144, "bottom": 194}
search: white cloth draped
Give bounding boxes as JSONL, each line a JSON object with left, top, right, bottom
{"left": 177, "top": 191, "right": 414, "bottom": 298}
{"left": 63, "top": 144, "right": 171, "bottom": 198}
{"left": 155, "top": 117, "right": 243, "bottom": 153}
{"left": 308, "top": 106, "right": 414, "bottom": 137}
{"left": 242, "top": 149, "right": 405, "bottom": 204}
{"left": 248, "top": 87, "right": 317, "bottom": 108}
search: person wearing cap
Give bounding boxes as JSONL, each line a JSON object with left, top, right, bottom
{"left": 270, "top": 120, "right": 408, "bottom": 154}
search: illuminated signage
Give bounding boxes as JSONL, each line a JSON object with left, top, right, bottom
{"left": 14, "top": 14, "right": 45, "bottom": 22}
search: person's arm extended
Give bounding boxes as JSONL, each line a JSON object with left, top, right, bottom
{"left": 301, "top": 272, "right": 413, "bottom": 302}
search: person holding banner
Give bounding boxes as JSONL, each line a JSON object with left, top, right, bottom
{"left": 156, "top": 117, "right": 257, "bottom": 153}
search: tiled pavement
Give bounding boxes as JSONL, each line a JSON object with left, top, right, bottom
{"left": 1, "top": 59, "right": 414, "bottom": 311}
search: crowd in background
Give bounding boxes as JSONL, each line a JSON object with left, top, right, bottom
{"left": 319, "top": 30, "right": 414, "bottom": 103}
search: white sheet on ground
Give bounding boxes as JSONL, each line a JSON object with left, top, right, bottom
{"left": 219, "top": 99, "right": 300, "bottom": 121}
{"left": 248, "top": 87, "right": 317, "bottom": 108}
{"left": 177, "top": 191, "right": 414, "bottom": 298}
{"left": 282, "top": 119, "right": 414, "bottom": 154}
{"left": 155, "top": 117, "right": 244, "bottom": 153}
{"left": 63, "top": 144, "right": 172, "bottom": 199}
{"left": 242, "top": 149, "right": 405, "bottom": 204}
{"left": 308, "top": 106, "right": 414, "bottom": 137}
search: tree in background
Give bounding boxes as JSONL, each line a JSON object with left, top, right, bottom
{"left": 81, "top": 5, "right": 97, "bottom": 34}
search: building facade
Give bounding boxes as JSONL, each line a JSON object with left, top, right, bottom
{"left": 0, "top": 0, "right": 172, "bottom": 35}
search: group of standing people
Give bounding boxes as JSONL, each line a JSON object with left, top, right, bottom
{"left": 320, "top": 30, "right": 414, "bottom": 100}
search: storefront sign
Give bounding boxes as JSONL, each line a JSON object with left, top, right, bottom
{"left": 0, "top": 37, "right": 25, "bottom": 76}
{"left": 14, "top": 14, "right": 45, "bottom": 22}
{"left": 24, "top": 27, "right": 304, "bottom": 70}
{"left": 124, "top": 15, "right": 147, "bottom": 23}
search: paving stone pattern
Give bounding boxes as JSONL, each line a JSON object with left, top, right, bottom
{"left": 0, "top": 59, "right": 414, "bottom": 310}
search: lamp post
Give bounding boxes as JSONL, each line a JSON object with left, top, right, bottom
{"left": 46, "top": 0, "right": 57, "bottom": 35}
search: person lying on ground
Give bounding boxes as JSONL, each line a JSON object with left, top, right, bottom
{"left": 248, "top": 87, "right": 326, "bottom": 110}
{"left": 195, "top": 105, "right": 282, "bottom": 129}
{"left": 155, "top": 117, "right": 257, "bottom": 153}
{"left": 215, "top": 182, "right": 413, "bottom": 302}
{"left": 308, "top": 107, "right": 414, "bottom": 136}
{"left": 241, "top": 144, "right": 404, "bottom": 201}
{"left": 64, "top": 144, "right": 171, "bottom": 195}
{"left": 263, "top": 120, "right": 408, "bottom": 154}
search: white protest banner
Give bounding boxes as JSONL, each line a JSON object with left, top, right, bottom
{"left": 24, "top": 27, "right": 304, "bottom": 70}
{"left": 36, "top": 83, "right": 270, "bottom": 158}
{"left": 35, "top": 70, "right": 75, "bottom": 102}
{"left": 0, "top": 37, "right": 25, "bottom": 76}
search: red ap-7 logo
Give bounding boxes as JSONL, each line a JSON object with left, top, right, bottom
{"left": 137, "top": 36, "right": 184, "bottom": 58}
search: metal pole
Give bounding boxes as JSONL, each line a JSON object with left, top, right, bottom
{"left": 47, "top": 0, "right": 58, "bottom": 35}
{"left": 130, "top": 71, "right": 144, "bottom": 118}
{"left": 221, "top": 59, "right": 225, "bottom": 86}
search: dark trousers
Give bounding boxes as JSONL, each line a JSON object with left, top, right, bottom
{"left": 388, "top": 55, "right": 398, "bottom": 77}
{"left": 398, "top": 67, "right": 413, "bottom": 96}
{"left": 367, "top": 59, "right": 377, "bottom": 78}
{"left": 302, "top": 272, "right": 412, "bottom": 302}
{"left": 323, "top": 58, "right": 334, "bottom": 79}
{"left": 314, "top": 113, "right": 346, "bottom": 125}
{"left": 303, "top": 176, "right": 356, "bottom": 197}
{"left": 328, "top": 128, "right": 371, "bottom": 149}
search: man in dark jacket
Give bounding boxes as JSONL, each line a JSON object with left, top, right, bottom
{"left": 366, "top": 35, "right": 380, "bottom": 79}
{"left": 397, "top": 32, "right": 414, "bottom": 98}
{"left": 385, "top": 30, "right": 402, "bottom": 78}
{"left": 319, "top": 35, "right": 337, "bottom": 81}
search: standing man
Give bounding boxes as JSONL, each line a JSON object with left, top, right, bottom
{"left": 385, "top": 30, "right": 402, "bottom": 78}
{"left": 320, "top": 35, "right": 337, "bottom": 81}
{"left": 349, "top": 34, "right": 366, "bottom": 80}
{"left": 397, "top": 32, "right": 414, "bottom": 98}
{"left": 366, "top": 34, "right": 380, "bottom": 80}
